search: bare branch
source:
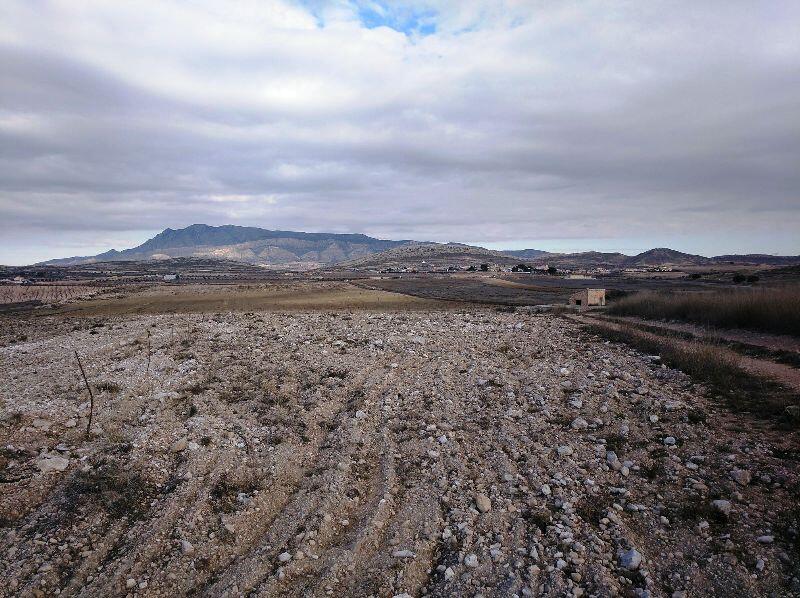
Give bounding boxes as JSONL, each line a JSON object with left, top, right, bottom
{"left": 74, "top": 350, "right": 94, "bottom": 439}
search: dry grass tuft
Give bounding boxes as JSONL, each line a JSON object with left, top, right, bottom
{"left": 608, "top": 286, "right": 800, "bottom": 337}
{"left": 583, "top": 323, "right": 797, "bottom": 425}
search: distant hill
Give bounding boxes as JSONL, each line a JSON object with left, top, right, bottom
{"left": 497, "top": 248, "right": 711, "bottom": 268}
{"left": 501, "top": 248, "right": 549, "bottom": 260}
{"left": 42, "top": 224, "right": 416, "bottom": 269}
{"left": 499, "top": 247, "right": 800, "bottom": 269}
{"left": 36, "top": 224, "right": 800, "bottom": 270}
{"left": 624, "top": 248, "right": 709, "bottom": 267}
{"left": 710, "top": 254, "right": 800, "bottom": 266}
{"left": 341, "top": 243, "right": 522, "bottom": 269}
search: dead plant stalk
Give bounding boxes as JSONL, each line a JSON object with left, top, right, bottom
{"left": 75, "top": 350, "right": 94, "bottom": 438}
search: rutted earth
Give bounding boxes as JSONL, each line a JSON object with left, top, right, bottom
{"left": 0, "top": 309, "right": 798, "bottom": 597}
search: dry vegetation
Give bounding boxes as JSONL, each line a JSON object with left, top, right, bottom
{"left": 608, "top": 287, "right": 800, "bottom": 337}
{"left": 0, "top": 284, "right": 98, "bottom": 305}
{"left": 581, "top": 322, "right": 798, "bottom": 424}
{"left": 47, "top": 282, "right": 444, "bottom": 317}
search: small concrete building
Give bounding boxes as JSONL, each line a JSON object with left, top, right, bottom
{"left": 569, "top": 288, "right": 606, "bottom": 308}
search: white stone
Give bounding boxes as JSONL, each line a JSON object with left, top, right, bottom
{"left": 36, "top": 454, "right": 69, "bottom": 474}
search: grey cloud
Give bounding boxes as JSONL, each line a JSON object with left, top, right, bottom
{"left": 0, "top": 1, "right": 799, "bottom": 263}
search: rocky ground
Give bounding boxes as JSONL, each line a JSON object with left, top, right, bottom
{"left": 0, "top": 308, "right": 798, "bottom": 597}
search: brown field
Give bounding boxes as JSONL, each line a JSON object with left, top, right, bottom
{"left": 0, "top": 284, "right": 99, "bottom": 305}
{"left": 47, "top": 282, "right": 451, "bottom": 316}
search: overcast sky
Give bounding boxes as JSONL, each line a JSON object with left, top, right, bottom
{"left": 1, "top": 1, "right": 799, "bottom": 264}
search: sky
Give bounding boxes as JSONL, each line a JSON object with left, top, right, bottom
{"left": 1, "top": 0, "right": 799, "bottom": 265}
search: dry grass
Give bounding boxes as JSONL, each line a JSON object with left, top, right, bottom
{"left": 582, "top": 322, "right": 797, "bottom": 425}
{"left": 50, "top": 282, "right": 449, "bottom": 316}
{"left": 608, "top": 286, "right": 800, "bottom": 337}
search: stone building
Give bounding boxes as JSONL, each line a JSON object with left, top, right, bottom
{"left": 568, "top": 288, "right": 606, "bottom": 308}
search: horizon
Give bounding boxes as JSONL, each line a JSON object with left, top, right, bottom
{"left": 2, "top": 222, "right": 798, "bottom": 267}
{"left": 2, "top": 1, "right": 799, "bottom": 265}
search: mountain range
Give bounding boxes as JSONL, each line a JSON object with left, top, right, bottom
{"left": 39, "top": 224, "right": 800, "bottom": 269}
{"left": 43, "top": 224, "right": 414, "bottom": 268}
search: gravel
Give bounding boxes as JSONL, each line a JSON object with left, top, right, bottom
{"left": 0, "top": 306, "right": 797, "bottom": 597}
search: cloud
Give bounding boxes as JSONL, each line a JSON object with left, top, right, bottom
{"left": 1, "top": 0, "right": 799, "bottom": 263}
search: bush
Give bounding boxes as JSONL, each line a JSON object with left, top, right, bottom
{"left": 607, "top": 287, "right": 800, "bottom": 337}
{"left": 732, "top": 274, "right": 746, "bottom": 283}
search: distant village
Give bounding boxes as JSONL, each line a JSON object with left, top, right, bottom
{"left": 369, "top": 261, "right": 675, "bottom": 277}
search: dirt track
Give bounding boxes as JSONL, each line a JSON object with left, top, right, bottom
{"left": 568, "top": 314, "right": 800, "bottom": 395}
{"left": 1, "top": 308, "right": 798, "bottom": 597}
{"left": 600, "top": 315, "right": 800, "bottom": 356}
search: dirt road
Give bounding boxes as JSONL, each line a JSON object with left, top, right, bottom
{"left": 569, "top": 314, "right": 800, "bottom": 395}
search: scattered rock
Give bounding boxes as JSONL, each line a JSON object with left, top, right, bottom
{"left": 570, "top": 417, "right": 589, "bottom": 430}
{"left": 36, "top": 454, "right": 69, "bottom": 474}
{"left": 731, "top": 468, "right": 752, "bottom": 486}
{"left": 756, "top": 535, "right": 774, "bottom": 544}
{"left": 171, "top": 437, "right": 189, "bottom": 453}
{"left": 475, "top": 492, "right": 491, "bottom": 513}
{"left": 32, "top": 418, "right": 52, "bottom": 431}
{"left": 711, "top": 499, "right": 732, "bottom": 517}
{"left": 618, "top": 548, "right": 642, "bottom": 570}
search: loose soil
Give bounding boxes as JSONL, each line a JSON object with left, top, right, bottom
{"left": 0, "top": 303, "right": 798, "bottom": 597}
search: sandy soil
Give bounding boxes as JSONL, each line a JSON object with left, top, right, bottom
{"left": 0, "top": 307, "right": 798, "bottom": 597}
